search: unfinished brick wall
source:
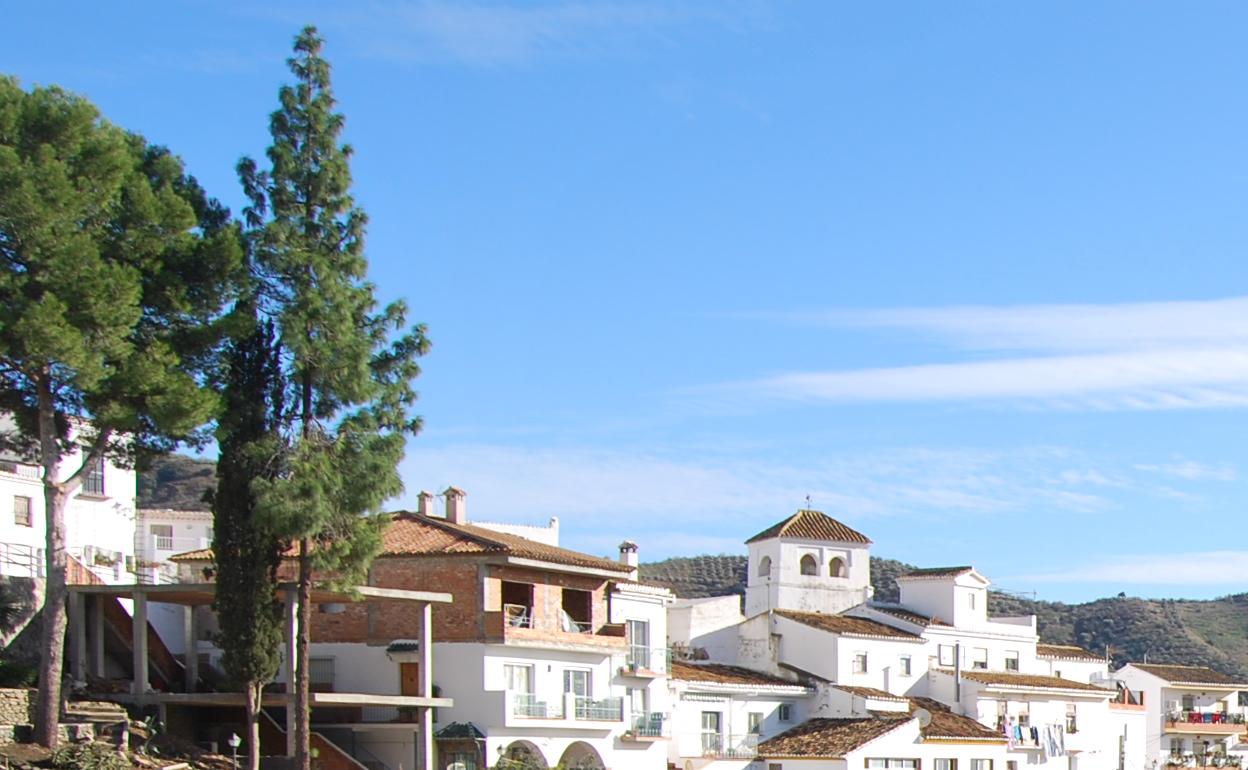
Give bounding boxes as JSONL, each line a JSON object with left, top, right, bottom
{"left": 0, "top": 688, "right": 35, "bottom": 726}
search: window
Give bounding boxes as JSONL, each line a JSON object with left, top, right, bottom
{"left": 853, "top": 652, "right": 868, "bottom": 674}
{"left": 701, "top": 711, "right": 723, "bottom": 754}
{"left": 1005, "top": 651, "right": 1019, "bottom": 671}
{"left": 564, "top": 669, "right": 591, "bottom": 697}
{"left": 829, "top": 556, "right": 847, "bottom": 578}
{"left": 799, "top": 554, "right": 817, "bottom": 576}
{"left": 446, "top": 752, "right": 477, "bottom": 770}
{"left": 1066, "top": 703, "right": 1078, "bottom": 733}
{"left": 938, "top": 645, "right": 955, "bottom": 666}
{"left": 1182, "top": 694, "right": 1195, "bottom": 711}
{"left": 867, "top": 760, "right": 918, "bottom": 769}
{"left": 748, "top": 712, "right": 763, "bottom": 734}
{"left": 1054, "top": 669, "right": 1062, "bottom": 679}
{"left": 971, "top": 647, "right": 988, "bottom": 670}
{"left": 504, "top": 664, "right": 533, "bottom": 693}
{"left": 899, "top": 656, "right": 912, "bottom": 676}
{"left": 83, "top": 456, "right": 105, "bottom": 496}
{"left": 769, "top": 765, "right": 784, "bottom": 770}
{"left": 502, "top": 582, "right": 534, "bottom": 628}
{"left": 971, "top": 760, "right": 993, "bottom": 770}
{"left": 778, "top": 703, "right": 793, "bottom": 722}
{"left": 151, "top": 524, "right": 174, "bottom": 550}
{"left": 1007, "top": 763, "right": 1018, "bottom": 770}
{"left": 627, "top": 619, "right": 651, "bottom": 669}
{"left": 935, "top": 760, "right": 957, "bottom": 770}
{"left": 758, "top": 556, "right": 772, "bottom": 578}
{"left": 968, "top": 592, "right": 976, "bottom": 610}
{"left": 13, "top": 496, "right": 31, "bottom": 527}
{"left": 308, "top": 657, "right": 334, "bottom": 690}
{"left": 560, "top": 588, "right": 592, "bottom": 633}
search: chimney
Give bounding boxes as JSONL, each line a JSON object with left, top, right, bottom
{"left": 619, "top": 540, "right": 639, "bottom": 581}
{"left": 416, "top": 490, "right": 434, "bottom": 518}
{"left": 444, "top": 487, "right": 466, "bottom": 524}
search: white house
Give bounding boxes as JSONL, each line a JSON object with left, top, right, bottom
{"left": 1114, "top": 663, "right": 1248, "bottom": 770}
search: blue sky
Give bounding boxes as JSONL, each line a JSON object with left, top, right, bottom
{"left": 7, "top": 1, "right": 1248, "bottom": 602}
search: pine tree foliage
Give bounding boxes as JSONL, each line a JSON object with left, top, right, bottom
{"left": 0, "top": 76, "right": 241, "bottom": 747}
{"left": 237, "top": 27, "right": 429, "bottom": 769}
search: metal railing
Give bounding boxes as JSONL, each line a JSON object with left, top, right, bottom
{"left": 573, "top": 696, "right": 623, "bottom": 722}
{"left": 700, "top": 734, "right": 759, "bottom": 759}
{"left": 512, "top": 693, "right": 562, "bottom": 719}
{"left": 360, "top": 706, "right": 402, "bottom": 723}
{"left": 504, "top": 604, "right": 534, "bottom": 629}
{"left": 625, "top": 645, "right": 671, "bottom": 673}
{"left": 629, "top": 713, "right": 667, "bottom": 737}
{"left": 0, "top": 541, "right": 42, "bottom": 577}
{"left": 1168, "top": 711, "right": 1246, "bottom": 725}
{"left": 563, "top": 619, "right": 593, "bottom": 634}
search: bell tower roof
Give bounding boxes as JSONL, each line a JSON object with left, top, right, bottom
{"left": 745, "top": 508, "right": 872, "bottom": 545}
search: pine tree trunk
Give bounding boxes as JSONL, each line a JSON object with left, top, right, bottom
{"left": 246, "top": 683, "right": 262, "bottom": 770}
{"left": 295, "top": 538, "right": 311, "bottom": 770}
{"left": 33, "top": 375, "right": 67, "bottom": 748}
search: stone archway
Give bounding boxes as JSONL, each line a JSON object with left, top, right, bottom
{"left": 557, "top": 742, "right": 605, "bottom": 770}
{"left": 497, "top": 741, "right": 548, "bottom": 770}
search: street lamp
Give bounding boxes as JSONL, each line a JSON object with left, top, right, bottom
{"left": 227, "top": 732, "right": 241, "bottom": 770}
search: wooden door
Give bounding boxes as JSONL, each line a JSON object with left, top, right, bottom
{"left": 400, "top": 662, "right": 421, "bottom": 696}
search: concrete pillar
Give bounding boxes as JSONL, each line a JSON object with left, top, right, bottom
{"left": 284, "top": 590, "right": 298, "bottom": 757}
{"left": 90, "top": 596, "right": 105, "bottom": 676}
{"left": 132, "top": 592, "right": 149, "bottom": 703}
{"left": 69, "top": 591, "right": 86, "bottom": 683}
{"left": 418, "top": 601, "right": 433, "bottom": 770}
{"left": 184, "top": 605, "right": 199, "bottom": 693}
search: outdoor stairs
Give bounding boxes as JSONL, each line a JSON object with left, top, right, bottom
{"left": 257, "top": 709, "right": 375, "bottom": 770}
{"left": 62, "top": 700, "right": 130, "bottom": 747}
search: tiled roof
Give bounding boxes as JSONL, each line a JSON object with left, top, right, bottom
{"left": 910, "top": 698, "right": 1006, "bottom": 742}
{"left": 899, "top": 566, "right": 974, "bottom": 579}
{"left": 173, "top": 512, "right": 634, "bottom": 574}
{"left": 757, "top": 717, "right": 909, "bottom": 758}
{"left": 834, "top": 685, "right": 907, "bottom": 702}
{"left": 935, "top": 668, "right": 1110, "bottom": 693}
{"left": 1036, "top": 643, "right": 1102, "bottom": 661}
{"left": 1130, "top": 663, "right": 1248, "bottom": 687}
{"left": 669, "top": 661, "right": 804, "bottom": 688}
{"left": 872, "top": 605, "right": 951, "bottom": 627}
{"left": 776, "top": 610, "right": 923, "bottom": 640}
{"left": 746, "top": 509, "right": 872, "bottom": 545}
{"left": 436, "top": 722, "right": 485, "bottom": 740}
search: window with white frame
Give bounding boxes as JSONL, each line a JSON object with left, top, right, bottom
{"left": 1066, "top": 703, "right": 1078, "bottom": 733}
{"left": 899, "top": 655, "right": 912, "bottom": 676}
{"left": 563, "top": 668, "right": 591, "bottom": 697}
{"left": 971, "top": 647, "right": 988, "bottom": 670}
{"left": 446, "top": 752, "right": 477, "bottom": 770}
{"left": 151, "top": 524, "right": 174, "bottom": 550}
{"left": 748, "top": 712, "right": 763, "bottom": 734}
{"left": 971, "top": 760, "right": 992, "bottom": 770}
{"left": 82, "top": 456, "right": 105, "bottom": 496}
{"left": 935, "top": 759, "right": 958, "bottom": 770}
{"left": 504, "top": 664, "right": 533, "bottom": 693}
{"left": 13, "top": 496, "right": 31, "bottom": 527}
{"left": 969, "top": 592, "right": 976, "bottom": 610}
{"left": 853, "top": 652, "right": 868, "bottom": 674}
{"left": 1005, "top": 650, "right": 1019, "bottom": 671}
{"left": 867, "top": 759, "right": 918, "bottom": 769}
{"left": 938, "top": 645, "right": 955, "bottom": 666}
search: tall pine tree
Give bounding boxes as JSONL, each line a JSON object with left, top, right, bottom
{"left": 210, "top": 313, "right": 286, "bottom": 770}
{"left": 0, "top": 77, "right": 241, "bottom": 746}
{"left": 238, "top": 27, "right": 428, "bottom": 770}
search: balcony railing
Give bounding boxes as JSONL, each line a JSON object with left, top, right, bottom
{"left": 701, "top": 734, "right": 759, "bottom": 759}
{"left": 1168, "top": 711, "right": 1246, "bottom": 726}
{"left": 1166, "top": 754, "right": 1243, "bottom": 768}
{"left": 574, "top": 696, "right": 624, "bottom": 722}
{"left": 629, "top": 713, "right": 668, "bottom": 737}
{"left": 504, "top": 604, "right": 534, "bottom": 629}
{"left": 624, "top": 645, "right": 671, "bottom": 674}
{"left": 512, "top": 693, "right": 563, "bottom": 719}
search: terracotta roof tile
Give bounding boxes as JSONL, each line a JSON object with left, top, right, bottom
{"left": 934, "top": 668, "right": 1110, "bottom": 693}
{"left": 776, "top": 610, "right": 923, "bottom": 640}
{"left": 669, "top": 661, "right": 804, "bottom": 688}
{"left": 872, "top": 605, "right": 951, "bottom": 627}
{"left": 757, "top": 717, "right": 909, "bottom": 758}
{"left": 909, "top": 698, "right": 1006, "bottom": 742}
{"left": 746, "top": 509, "right": 872, "bottom": 545}
{"left": 899, "top": 566, "right": 974, "bottom": 579}
{"left": 1130, "top": 663, "right": 1248, "bottom": 687}
{"left": 173, "top": 513, "right": 634, "bottom": 574}
{"left": 1036, "top": 643, "right": 1103, "bottom": 661}
{"left": 834, "top": 685, "right": 907, "bottom": 701}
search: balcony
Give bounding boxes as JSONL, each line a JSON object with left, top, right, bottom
{"left": 622, "top": 713, "right": 668, "bottom": 742}
{"left": 508, "top": 693, "right": 625, "bottom": 725}
{"left": 512, "top": 693, "right": 563, "bottom": 719}
{"left": 620, "top": 645, "right": 671, "bottom": 677}
{"left": 1165, "top": 755, "right": 1243, "bottom": 769}
{"left": 573, "top": 696, "right": 624, "bottom": 722}
{"left": 1166, "top": 712, "right": 1247, "bottom": 735}
{"left": 504, "top": 603, "right": 534, "bottom": 629}
{"left": 701, "top": 734, "right": 759, "bottom": 759}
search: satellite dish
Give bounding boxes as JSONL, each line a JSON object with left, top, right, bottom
{"left": 913, "top": 708, "right": 932, "bottom": 728}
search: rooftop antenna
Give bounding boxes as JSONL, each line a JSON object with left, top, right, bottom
{"left": 804, "top": 494, "right": 812, "bottom": 509}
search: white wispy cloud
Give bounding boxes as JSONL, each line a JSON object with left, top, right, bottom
{"left": 1134, "top": 459, "right": 1238, "bottom": 482}
{"left": 1010, "top": 552, "right": 1248, "bottom": 586}
{"left": 715, "top": 296, "right": 1248, "bottom": 411}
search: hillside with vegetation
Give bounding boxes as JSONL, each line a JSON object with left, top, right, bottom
{"left": 137, "top": 454, "right": 215, "bottom": 511}
{"left": 640, "top": 554, "right": 1248, "bottom": 679}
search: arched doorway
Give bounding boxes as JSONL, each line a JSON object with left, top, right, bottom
{"left": 497, "top": 740, "right": 547, "bottom": 769}
{"left": 557, "top": 742, "right": 605, "bottom": 770}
